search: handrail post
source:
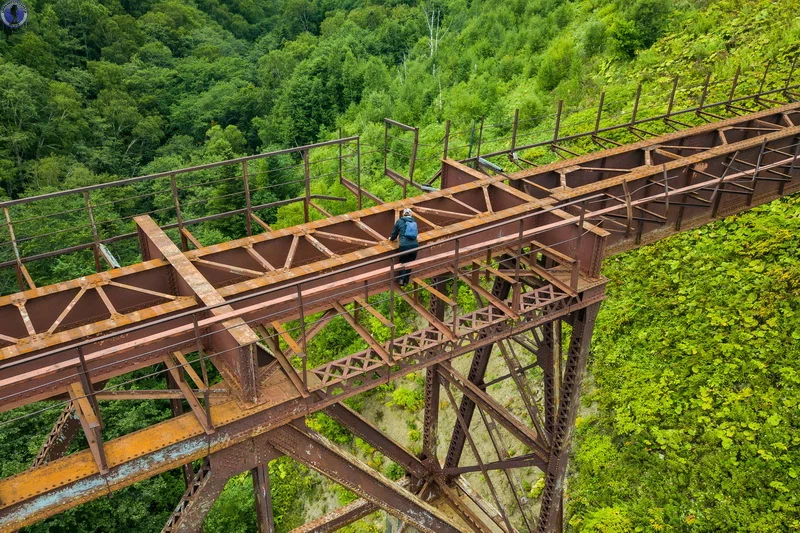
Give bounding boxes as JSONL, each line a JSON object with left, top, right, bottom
{"left": 631, "top": 84, "right": 642, "bottom": 125}
{"left": 572, "top": 201, "right": 586, "bottom": 291}
{"left": 666, "top": 76, "right": 679, "bottom": 119}
{"left": 443, "top": 120, "right": 451, "bottom": 160}
{"left": 727, "top": 66, "right": 741, "bottom": 111}
{"left": 193, "top": 314, "right": 213, "bottom": 428}
{"left": 757, "top": 60, "right": 772, "bottom": 100}
{"left": 409, "top": 127, "right": 419, "bottom": 184}
{"left": 513, "top": 219, "right": 523, "bottom": 313}
{"left": 297, "top": 285, "right": 308, "bottom": 390}
{"left": 511, "top": 109, "right": 520, "bottom": 153}
{"left": 303, "top": 149, "right": 310, "bottom": 223}
{"left": 552, "top": 100, "right": 563, "bottom": 150}
{"left": 475, "top": 116, "right": 485, "bottom": 162}
{"left": 356, "top": 137, "right": 363, "bottom": 210}
{"left": 4, "top": 206, "right": 31, "bottom": 291}
{"left": 338, "top": 127, "right": 343, "bottom": 184}
{"left": 170, "top": 173, "right": 188, "bottom": 251}
{"left": 84, "top": 192, "right": 102, "bottom": 272}
{"left": 784, "top": 54, "right": 798, "bottom": 98}
{"left": 242, "top": 160, "right": 252, "bottom": 236}
{"left": 697, "top": 72, "right": 711, "bottom": 116}
{"left": 593, "top": 92, "right": 605, "bottom": 136}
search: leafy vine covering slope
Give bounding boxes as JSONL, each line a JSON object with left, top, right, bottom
{"left": 570, "top": 197, "right": 800, "bottom": 532}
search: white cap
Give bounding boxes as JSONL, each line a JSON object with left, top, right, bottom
{"left": 402, "top": 208, "right": 413, "bottom": 217}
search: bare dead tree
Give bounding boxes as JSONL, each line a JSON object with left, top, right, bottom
{"left": 423, "top": 3, "right": 449, "bottom": 59}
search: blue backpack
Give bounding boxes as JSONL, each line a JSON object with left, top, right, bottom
{"left": 403, "top": 218, "right": 418, "bottom": 239}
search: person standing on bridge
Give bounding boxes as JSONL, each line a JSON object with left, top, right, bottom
{"left": 389, "top": 207, "right": 419, "bottom": 286}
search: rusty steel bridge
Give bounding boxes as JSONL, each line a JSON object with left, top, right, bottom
{"left": 1, "top": 65, "right": 799, "bottom": 533}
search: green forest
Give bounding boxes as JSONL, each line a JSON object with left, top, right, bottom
{"left": 1, "top": 0, "right": 799, "bottom": 531}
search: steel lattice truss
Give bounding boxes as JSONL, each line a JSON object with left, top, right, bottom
{"left": 0, "top": 93, "right": 799, "bottom": 533}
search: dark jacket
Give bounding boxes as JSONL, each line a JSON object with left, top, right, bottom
{"left": 390, "top": 216, "right": 419, "bottom": 247}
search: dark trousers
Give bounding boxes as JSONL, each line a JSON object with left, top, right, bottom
{"left": 397, "top": 243, "right": 418, "bottom": 286}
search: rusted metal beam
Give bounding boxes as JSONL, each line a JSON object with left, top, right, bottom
{"left": 397, "top": 290, "right": 457, "bottom": 341}
{"left": 136, "top": 215, "right": 261, "bottom": 404}
{"left": 323, "top": 403, "right": 428, "bottom": 480}
{"left": 0, "top": 278, "right": 595, "bottom": 532}
{"left": 332, "top": 302, "right": 392, "bottom": 363}
{"left": 252, "top": 463, "right": 275, "bottom": 533}
{"left": 497, "top": 339, "right": 548, "bottom": 443}
{"left": 31, "top": 402, "right": 80, "bottom": 468}
{"left": 67, "top": 381, "right": 108, "bottom": 474}
{"left": 289, "top": 498, "right": 378, "bottom": 533}
{"left": 163, "top": 353, "right": 214, "bottom": 435}
{"left": 162, "top": 432, "right": 281, "bottom": 533}
{"left": 536, "top": 303, "right": 601, "bottom": 533}
{"left": 431, "top": 477, "right": 496, "bottom": 533}
{"left": 256, "top": 324, "right": 308, "bottom": 398}
{"left": 440, "top": 380, "right": 515, "bottom": 533}
{"left": 444, "top": 276, "right": 512, "bottom": 473}
{"left": 442, "top": 453, "right": 545, "bottom": 476}
{"left": 92, "top": 389, "right": 223, "bottom": 401}
{"left": 268, "top": 422, "right": 462, "bottom": 533}
{"left": 438, "top": 363, "right": 549, "bottom": 465}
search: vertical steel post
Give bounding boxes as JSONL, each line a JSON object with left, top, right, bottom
{"left": 631, "top": 84, "right": 642, "bottom": 125}
{"left": 193, "top": 314, "right": 212, "bottom": 429}
{"left": 572, "top": 202, "right": 586, "bottom": 291}
{"left": 297, "top": 284, "right": 308, "bottom": 390}
{"left": 356, "top": 136, "right": 363, "bottom": 210}
{"left": 423, "top": 274, "right": 447, "bottom": 463}
{"left": 593, "top": 92, "right": 605, "bottom": 136}
{"left": 785, "top": 54, "right": 798, "bottom": 98}
{"left": 3, "top": 206, "right": 25, "bottom": 291}
{"left": 698, "top": 72, "right": 711, "bottom": 115}
{"left": 338, "top": 127, "right": 344, "bottom": 184}
{"left": 513, "top": 219, "right": 523, "bottom": 313}
{"left": 781, "top": 137, "right": 800, "bottom": 196}
{"left": 242, "top": 160, "right": 252, "bottom": 236}
{"left": 252, "top": 463, "right": 275, "bottom": 533}
{"left": 666, "top": 76, "right": 679, "bottom": 118}
{"left": 553, "top": 100, "right": 563, "bottom": 144}
{"left": 748, "top": 138, "right": 767, "bottom": 206}
{"left": 536, "top": 303, "right": 601, "bottom": 533}
{"left": 443, "top": 120, "right": 451, "bottom": 160}
{"left": 83, "top": 192, "right": 102, "bottom": 272}
{"left": 409, "top": 127, "right": 419, "bottom": 184}
{"left": 303, "top": 149, "right": 310, "bottom": 223}
{"left": 475, "top": 116, "right": 485, "bottom": 161}
{"left": 166, "top": 371, "right": 194, "bottom": 487}
{"left": 452, "top": 239, "right": 460, "bottom": 335}
{"left": 388, "top": 257, "right": 396, "bottom": 359}
{"left": 511, "top": 109, "right": 520, "bottom": 153}
{"left": 727, "top": 66, "right": 741, "bottom": 110}
{"left": 170, "top": 173, "right": 188, "bottom": 251}
{"left": 76, "top": 346, "right": 102, "bottom": 427}
{"left": 757, "top": 60, "right": 772, "bottom": 103}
